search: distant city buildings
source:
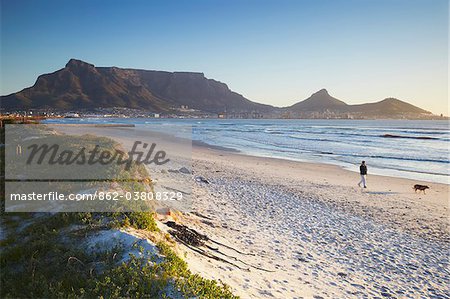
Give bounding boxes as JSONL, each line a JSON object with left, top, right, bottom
{"left": 0, "top": 106, "right": 447, "bottom": 120}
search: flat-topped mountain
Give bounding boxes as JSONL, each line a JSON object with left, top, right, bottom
{"left": 1, "top": 59, "right": 435, "bottom": 118}
{"left": 1, "top": 59, "right": 273, "bottom": 113}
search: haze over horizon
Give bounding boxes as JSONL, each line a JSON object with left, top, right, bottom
{"left": 1, "top": 0, "right": 448, "bottom": 114}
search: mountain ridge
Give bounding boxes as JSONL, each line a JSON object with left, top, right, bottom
{"left": 1, "top": 59, "right": 434, "bottom": 118}
{"left": 285, "top": 90, "right": 431, "bottom": 117}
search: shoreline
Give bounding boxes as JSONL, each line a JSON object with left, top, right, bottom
{"left": 48, "top": 125, "right": 450, "bottom": 298}
{"left": 192, "top": 140, "right": 240, "bottom": 153}
{"left": 193, "top": 139, "right": 449, "bottom": 185}
{"left": 191, "top": 144, "right": 449, "bottom": 241}
{"left": 194, "top": 137, "right": 449, "bottom": 181}
{"left": 42, "top": 118, "right": 449, "bottom": 184}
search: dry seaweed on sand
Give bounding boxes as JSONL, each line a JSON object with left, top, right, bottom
{"left": 164, "top": 221, "right": 274, "bottom": 272}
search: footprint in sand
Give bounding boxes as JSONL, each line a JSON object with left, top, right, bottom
{"left": 258, "top": 289, "right": 275, "bottom": 297}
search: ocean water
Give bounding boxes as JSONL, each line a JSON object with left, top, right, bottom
{"left": 44, "top": 118, "right": 449, "bottom": 184}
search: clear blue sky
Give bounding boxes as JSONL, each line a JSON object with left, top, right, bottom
{"left": 1, "top": 0, "right": 448, "bottom": 114}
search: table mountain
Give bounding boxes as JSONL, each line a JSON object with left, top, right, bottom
{"left": 1, "top": 59, "right": 274, "bottom": 113}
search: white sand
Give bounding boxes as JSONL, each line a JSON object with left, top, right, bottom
{"left": 84, "top": 228, "right": 161, "bottom": 264}
{"left": 175, "top": 146, "right": 450, "bottom": 298}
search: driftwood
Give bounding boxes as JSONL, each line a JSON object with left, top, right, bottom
{"left": 173, "top": 235, "right": 250, "bottom": 271}
{"left": 164, "top": 221, "right": 274, "bottom": 272}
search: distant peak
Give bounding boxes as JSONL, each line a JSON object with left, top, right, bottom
{"left": 65, "top": 59, "right": 95, "bottom": 69}
{"left": 312, "top": 88, "right": 329, "bottom": 96}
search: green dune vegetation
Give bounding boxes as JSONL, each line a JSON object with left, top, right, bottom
{"left": 0, "top": 124, "right": 237, "bottom": 299}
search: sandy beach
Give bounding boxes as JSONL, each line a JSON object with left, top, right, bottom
{"left": 191, "top": 145, "right": 449, "bottom": 242}
{"left": 174, "top": 145, "right": 449, "bottom": 298}
{"left": 51, "top": 125, "right": 450, "bottom": 298}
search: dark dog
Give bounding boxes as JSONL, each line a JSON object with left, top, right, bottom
{"left": 413, "top": 184, "right": 429, "bottom": 194}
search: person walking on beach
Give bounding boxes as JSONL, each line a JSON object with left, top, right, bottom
{"left": 358, "top": 161, "right": 367, "bottom": 188}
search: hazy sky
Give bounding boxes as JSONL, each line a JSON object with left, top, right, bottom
{"left": 1, "top": 0, "right": 448, "bottom": 114}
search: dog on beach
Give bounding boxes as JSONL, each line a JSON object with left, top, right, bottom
{"left": 413, "top": 184, "right": 429, "bottom": 194}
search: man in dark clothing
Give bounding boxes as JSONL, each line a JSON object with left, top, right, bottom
{"left": 358, "top": 161, "right": 367, "bottom": 188}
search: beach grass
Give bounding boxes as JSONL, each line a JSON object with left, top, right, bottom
{"left": 0, "top": 125, "right": 237, "bottom": 299}
{"left": 0, "top": 212, "right": 237, "bottom": 298}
